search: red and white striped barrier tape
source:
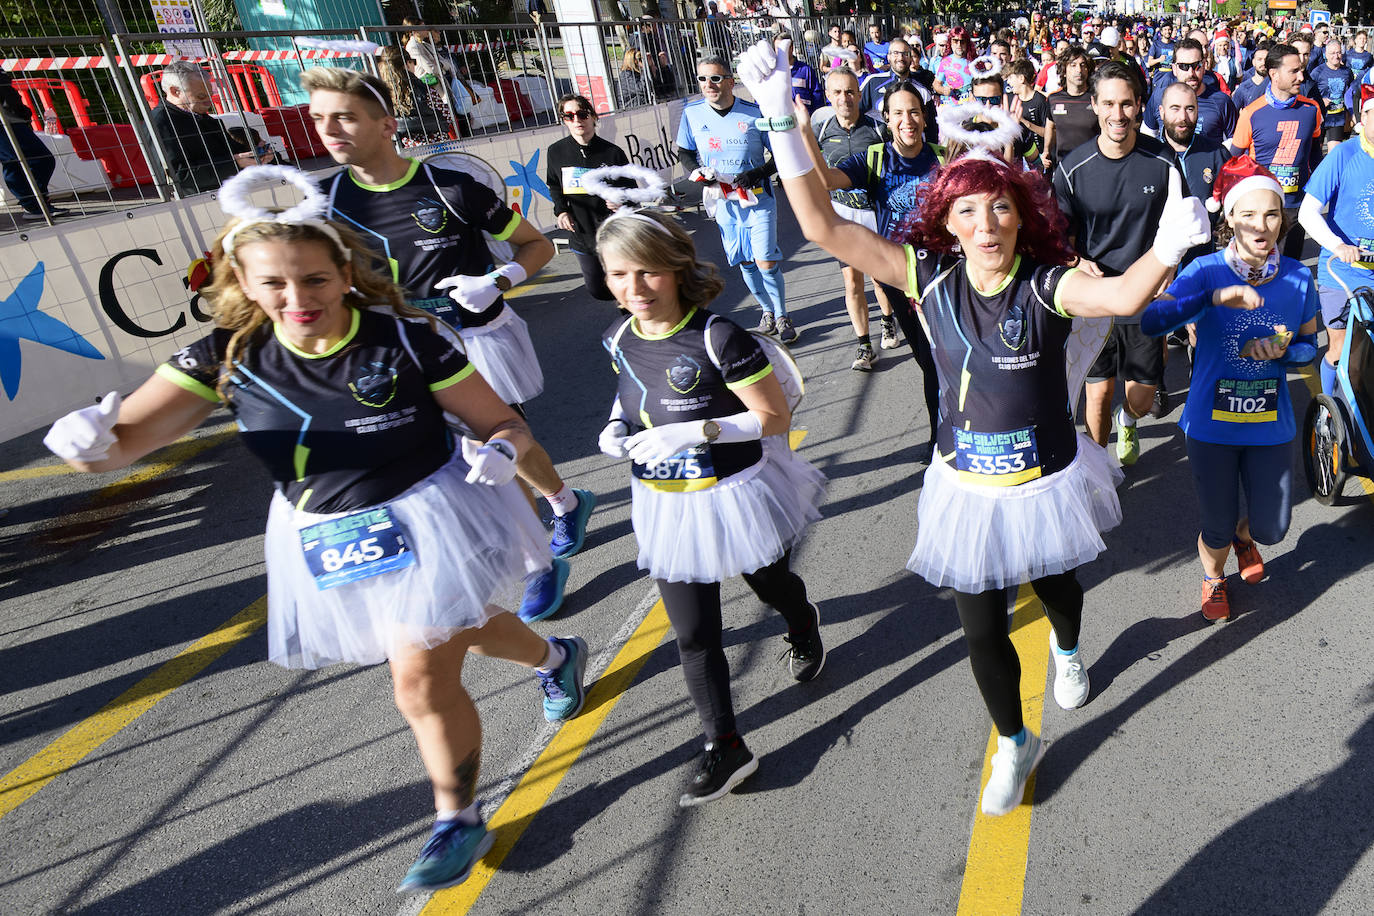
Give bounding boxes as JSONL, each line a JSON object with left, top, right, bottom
{"left": 2, "top": 41, "right": 515, "bottom": 72}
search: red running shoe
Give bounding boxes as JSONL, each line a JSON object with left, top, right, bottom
{"left": 1233, "top": 538, "right": 1264, "bottom": 584}
{"left": 1202, "top": 577, "right": 1230, "bottom": 622}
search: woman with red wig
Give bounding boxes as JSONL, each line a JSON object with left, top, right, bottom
{"left": 736, "top": 40, "right": 1212, "bottom": 816}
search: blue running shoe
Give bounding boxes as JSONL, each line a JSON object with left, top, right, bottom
{"left": 538, "top": 636, "right": 588, "bottom": 722}
{"left": 518, "top": 558, "right": 570, "bottom": 623}
{"left": 396, "top": 817, "right": 495, "bottom": 893}
{"left": 550, "top": 488, "right": 597, "bottom": 559}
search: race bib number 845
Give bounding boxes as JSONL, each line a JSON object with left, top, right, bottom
{"left": 300, "top": 506, "right": 415, "bottom": 590}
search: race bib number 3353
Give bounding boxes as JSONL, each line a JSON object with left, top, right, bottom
{"left": 300, "top": 505, "right": 415, "bottom": 590}
{"left": 954, "top": 426, "right": 1042, "bottom": 486}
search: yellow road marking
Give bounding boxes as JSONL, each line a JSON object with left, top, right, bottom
{"left": 427, "top": 429, "right": 809, "bottom": 912}
{"left": 0, "top": 464, "right": 78, "bottom": 482}
{"left": 957, "top": 584, "right": 1050, "bottom": 916}
{"left": 422, "top": 599, "right": 673, "bottom": 914}
{"left": 0, "top": 598, "right": 267, "bottom": 822}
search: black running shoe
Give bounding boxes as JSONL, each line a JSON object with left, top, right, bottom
{"left": 783, "top": 604, "right": 825, "bottom": 682}
{"left": 678, "top": 739, "right": 758, "bottom": 807}
{"left": 1149, "top": 386, "right": 1170, "bottom": 419}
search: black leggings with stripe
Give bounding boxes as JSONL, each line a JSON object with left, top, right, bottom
{"left": 953, "top": 570, "right": 1084, "bottom": 736}
{"left": 656, "top": 550, "right": 813, "bottom": 740}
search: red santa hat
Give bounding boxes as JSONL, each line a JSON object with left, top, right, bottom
{"left": 1214, "top": 28, "right": 1229, "bottom": 39}
{"left": 1207, "top": 155, "right": 1284, "bottom": 215}
{"left": 1362, "top": 83, "right": 1374, "bottom": 115}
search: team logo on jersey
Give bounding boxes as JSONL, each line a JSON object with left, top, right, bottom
{"left": 666, "top": 355, "right": 702, "bottom": 394}
{"left": 999, "top": 303, "right": 1027, "bottom": 351}
{"left": 708, "top": 137, "right": 722, "bottom": 151}
{"left": 349, "top": 360, "right": 399, "bottom": 408}
{"left": 412, "top": 198, "right": 448, "bottom": 234}
{"left": 1202, "top": 167, "right": 1214, "bottom": 183}
{"left": 1142, "top": 185, "right": 1156, "bottom": 195}
{"left": 738, "top": 121, "right": 749, "bottom": 133}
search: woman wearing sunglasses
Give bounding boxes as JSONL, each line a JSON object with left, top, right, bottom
{"left": 546, "top": 94, "right": 631, "bottom": 301}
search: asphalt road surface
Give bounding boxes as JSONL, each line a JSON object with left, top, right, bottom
{"left": 3, "top": 203, "right": 1373, "bottom": 916}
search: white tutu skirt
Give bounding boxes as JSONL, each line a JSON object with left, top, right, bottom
{"left": 631, "top": 436, "right": 826, "bottom": 584}
{"left": 907, "top": 432, "right": 1124, "bottom": 593}
{"left": 459, "top": 305, "right": 544, "bottom": 404}
{"left": 264, "top": 453, "right": 551, "bottom": 669}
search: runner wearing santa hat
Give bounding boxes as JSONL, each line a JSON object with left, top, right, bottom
{"left": 1141, "top": 156, "right": 1320, "bottom": 622}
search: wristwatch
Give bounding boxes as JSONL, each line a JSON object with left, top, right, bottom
{"left": 702, "top": 419, "right": 722, "bottom": 442}
{"left": 754, "top": 115, "right": 797, "bottom": 132}
{"left": 493, "top": 274, "right": 513, "bottom": 292}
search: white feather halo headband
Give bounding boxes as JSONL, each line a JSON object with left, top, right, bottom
{"left": 938, "top": 101, "right": 1021, "bottom": 152}
{"left": 580, "top": 163, "right": 668, "bottom": 207}
{"left": 218, "top": 165, "right": 351, "bottom": 265}
{"left": 969, "top": 54, "right": 1002, "bottom": 79}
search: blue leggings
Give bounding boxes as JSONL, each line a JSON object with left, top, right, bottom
{"left": 1185, "top": 436, "right": 1293, "bottom": 551}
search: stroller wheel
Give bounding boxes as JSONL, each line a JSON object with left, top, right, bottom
{"left": 1303, "top": 394, "right": 1350, "bottom": 506}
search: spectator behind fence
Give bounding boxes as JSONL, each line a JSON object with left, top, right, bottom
{"left": 150, "top": 60, "right": 271, "bottom": 196}
{"left": 376, "top": 46, "right": 450, "bottom": 146}
{"left": 0, "top": 68, "right": 61, "bottom": 220}
{"left": 619, "top": 49, "right": 652, "bottom": 106}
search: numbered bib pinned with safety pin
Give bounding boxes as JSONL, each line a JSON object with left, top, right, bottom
{"left": 300, "top": 505, "right": 416, "bottom": 590}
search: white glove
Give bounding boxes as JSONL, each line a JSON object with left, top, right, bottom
{"left": 461, "top": 436, "right": 518, "bottom": 486}
{"left": 435, "top": 273, "right": 502, "bottom": 313}
{"left": 689, "top": 167, "right": 717, "bottom": 183}
{"left": 1151, "top": 170, "right": 1212, "bottom": 267}
{"left": 625, "top": 422, "right": 707, "bottom": 468}
{"left": 736, "top": 39, "right": 796, "bottom": 120}
{"left": 734, "top": 40, "right": 814, "bottom": 179}
{"left": 44, "top": 391, "right": 121, "bottom": 462}
{"left": 599, "top": 420, "right": 631, "bottom": 459}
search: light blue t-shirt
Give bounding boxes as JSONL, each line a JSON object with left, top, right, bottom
{"left": 675, "top": 97, "right": 771, "bottom": 180}
{"left": 1169, "top": 252, "right": 1319, "bottom": 447}
{"left": 1304, "top": 139, "right": 1374, "bottom": 294}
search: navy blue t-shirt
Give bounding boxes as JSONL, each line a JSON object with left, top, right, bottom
{"left": 836, "top": 142, "right": 941, "bottom": 238}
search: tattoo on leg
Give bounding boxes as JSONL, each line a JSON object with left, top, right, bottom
{"left": 454, "top": 749, "right": 480, "bottom": 808}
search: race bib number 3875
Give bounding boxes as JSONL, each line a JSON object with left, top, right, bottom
{"left": 632, "top": 445, "right": 719, "bottom": 492}
{"left": 300, "top": 506, "right": 415, "bottom": 590}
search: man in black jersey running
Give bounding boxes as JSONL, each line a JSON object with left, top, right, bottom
{"left": 303, "top": 67, "right": 594, "bottom": 622}
{"left": 1054, "top": 61, "right": 1181, "bottom": 467}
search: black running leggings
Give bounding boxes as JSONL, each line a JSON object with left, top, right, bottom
{"left": 880, "top": 282, "right": 940, "bottom": 439}
{"left": 953, "top": 570, "right": 1084, "bottom": 736}
{"left": 656, "top": 551, "right": 814, "bottom": 739}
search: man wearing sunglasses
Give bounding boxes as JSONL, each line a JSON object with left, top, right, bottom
{"left": 546, "top": 94, "right": 631, "bottom": 301}
{"left": 677, "top": 51, "right": 796, "bottom": 341}
{"left": 1142, "top": 38, "right": 1237, "bottom": 148}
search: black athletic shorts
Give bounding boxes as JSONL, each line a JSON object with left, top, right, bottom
{"left": 1085, "top": 321, "right": 1164, "bottom": 385}
{"left": 1324, "top": 123, "right": 1346, "bottom": 142}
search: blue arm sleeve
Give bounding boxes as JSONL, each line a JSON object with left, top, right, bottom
{"left": 1141, "top": 289, "right": 1212, "bottom": 337}
{"left": 1281, "top": 333, "right": 1319, "bottom": 366}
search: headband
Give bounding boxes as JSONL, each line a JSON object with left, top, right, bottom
{"left": 296, "top": 39, "right": 390, "bottom": 114}
{"left": 579, "top": 164, "right": 669, "bottom": 207}
{"left": 937, "top": 100, "right": 1021, "bottom": 151}
{"left": 218, "top": 165, "right": 351, "bottom": 265}
{"left": 969, "top": 54, "right": 1003, "bottom": 78}
{"left": 602, "top": 208, "right": 679, "bottom": 239}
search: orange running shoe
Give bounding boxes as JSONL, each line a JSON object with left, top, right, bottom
{"left": 1201, "top": 576, "right": 1230, "bottom": 622}
{"left": 1233, "top": 538, "right": 1264, "bottom": 584}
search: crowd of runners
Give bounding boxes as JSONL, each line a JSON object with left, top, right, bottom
{"left": 36, "top": 7, "right": 1374, "bottom": 896}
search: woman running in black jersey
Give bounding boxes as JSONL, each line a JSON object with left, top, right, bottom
{"left": 736, "top": 41, "right": 1212, "bottom": 816}
{"left": 43, "top": 167, "right": 590, "bottom": 894}
{"left": 595, "top": 208, "right": 827, "bottom": 807}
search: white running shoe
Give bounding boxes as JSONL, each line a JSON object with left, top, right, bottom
{"left": 1049, "top": 629, "right": 1090, "bottom": 710}
{"left": 980, "top": 731, "right": 1046, "bottom": 817}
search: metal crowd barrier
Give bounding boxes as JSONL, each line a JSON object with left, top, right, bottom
{"left": 0, "top": 14, "right": 893, "bottom": 234}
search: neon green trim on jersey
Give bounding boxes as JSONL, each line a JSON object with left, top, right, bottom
{"left": 1052, "top": 267, "right": 1080, "bottom": 318}
{"left": 904, "top": 244, "right": 919, "bottom": 300}
{"left": 349, "top": 158, "right": 419, "bottom": 192}
{"left": 725, "top": 363, "right": 774, "bottom": 390}
{"left": 295, "top": 487, "right": 313, "bottom": 509}
{"left": 967, "top": 255, "right": 1020, "bottom": 297}
{"left": 156, "top": 364, "right": 219, "bottom": 403}
{"left": 490, "top": 212, "right": 522, "bottom": 242}
{"left": 429, "top": 362, "right": 476, "bottom": 392}
{"left": 294, "top": 444, "right": 310, "bottom": 483}
{"left": 631, "top": 306, "right": 698, "bottom": 340}
{"left": 275, "top": 308, "right": 361, "bottom": 359}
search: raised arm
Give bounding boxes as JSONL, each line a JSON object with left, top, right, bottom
{"left": 736, "top": 42, "right": 911, "bottom": 293}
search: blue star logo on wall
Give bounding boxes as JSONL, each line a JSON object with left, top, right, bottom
{"left": 0, "top": 262, "right": 104, "bottom": 400}
{"left": 505, "top": 149, "right": 551, "bottom": 216}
